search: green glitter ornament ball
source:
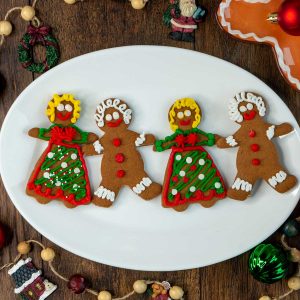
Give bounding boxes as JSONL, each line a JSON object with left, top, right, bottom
{"left": 248, "top": 243, "right": 289, "bottom": 284}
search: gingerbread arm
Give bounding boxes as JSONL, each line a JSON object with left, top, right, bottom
{"left": 217, "top": 131, "right": 240, "bottom": 149}
{"left": 28, "top": 127, "right": 51, "bottom": 140}
{"left": 82, "top": 140, "right": 103, "bottom": 156}
{"left": 266, "top": 123, "right": 294, "bottom": 139}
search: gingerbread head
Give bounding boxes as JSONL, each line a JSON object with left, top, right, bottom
{"left": 228, "top": 92, "right": 267, "bottom": 124}
{"left": 94, "top": 98, "right": 132, "bottom": 132}
{"left": 168, "top": 98, "right": 201, "bottom": 132}
{"left": 45, "top": 94, "right": 81, "bottom": 126}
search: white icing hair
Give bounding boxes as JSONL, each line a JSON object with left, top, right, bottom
{"left": 228, "top": 92, "right": 266, "bottom": 123}
{"left": 94, "top": 98, "right": 132, "bottom": 127}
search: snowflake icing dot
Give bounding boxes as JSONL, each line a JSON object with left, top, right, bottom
{"left": 61, "top": 162, "right": 67, "bottom": 168}
{"left": 55, "top": 181, "right": 61, "bottom": 187}
{"left": 71, "top": 153, "right": 77, "bottom": 160}
{"left": 198, "top": 174, "right": 205, "bottom": 180}
{"left": 176, "top": 155, "right": 181, "bottom": 161}
{"left": 179, "top": 170, "right": 185, "bottom": 177}
{"left": 190, "top": 186, "right": 196, "bottom": 192}
{"left": 186, "top": 157, "right": 192, "bottom": 164}
{"left": 74, "top": 168, "right": 80, "bottom": 174}
{"left": 47, "top": 152, "right": 54, "bottom": 159}
{"left": 199, "top": 159, "right": 205, "bottom": 165}
{"left": 172, "top": 189, "right": 178, "bottom": 195}
{"left": 215, "top": 182, "right": 221, "bottom": 189}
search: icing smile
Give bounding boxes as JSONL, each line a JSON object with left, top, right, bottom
{"left": 107, "top": 118, "right": 123, "bottom": 127}
{"left": 243, "top": 110, "right": 256, "bottom": 121}
{"left": 57, "top": 112, "right": 72, "bottom": 121}
{"left": 179, "top": 119, "right": 191, "bottom": 126}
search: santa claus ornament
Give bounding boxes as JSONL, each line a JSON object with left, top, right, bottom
{"left": 163, "top": 0, "right": 207, "bottom": 42}
{"left": 217, "top": 0, "right": 300, "bottom": 92}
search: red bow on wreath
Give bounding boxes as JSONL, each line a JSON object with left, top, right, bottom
{"left": 27, "top": 25, "right": 51, "bottom": 45}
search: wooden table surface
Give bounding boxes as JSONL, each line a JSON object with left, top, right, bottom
{"left": 1, "top": 1, "right": 300, "bottom": 299}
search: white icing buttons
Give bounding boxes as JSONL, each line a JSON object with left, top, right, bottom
{"left": 71, "top": 153, "right": 77, "bottom": 160}
{"left": 179, "top": 170, "right": 185, "bottom": 177}
{"left": 198, "top": 174, "right": 205, "bottom": 180}
{"left": 199, "top": 159, "right": 205, "bottom": 165}
{"left": 186, "top": 157, "right": 192, "bottom": 164}
{"left": 189, "top": 186, "right": 196, "bottom": 192}
{"left": 176, "top": 155, "right": 181, "bottom": 161}
{"left": 55, "top": 181, "right": 61, "bottom": 186}
{"left": 215, "top": 182, "right": 221, "bottom": 189}
{"left": 47, "top": 152, "right": 54, "bottom": 159}
{"left": 172, "top": 189, "right": 178, "bottom": 195}
{"left": 74, "top": 168, "right": 80, "bottom": 174}
{"left": 61, "top": 162, "right": 67, "bottom": 168}
{"left": 43, "top": 172, "right": 50, "bottom": 179}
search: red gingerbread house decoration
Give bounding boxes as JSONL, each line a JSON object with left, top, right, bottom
{"left": 8, "top": 257, "right": 57, "bottom": 300}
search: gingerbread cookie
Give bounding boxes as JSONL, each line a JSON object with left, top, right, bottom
{"left": 26, "top": 94, "right": 98, "bottom": 208}
{"left": 154, "top": 98, "right": 227, "bottom": 212}
{"left": 217, "top": 92, "right": 297, "bottom": 200}
{"left": 83, "top": 98, "right": 162, "bottom": 207}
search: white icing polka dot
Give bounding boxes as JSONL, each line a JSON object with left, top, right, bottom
{"left": 172, "top": 189, "right": 178, "bottom": 195}
{"left": 55, "top": 181, "right": 61, "bottom": 187}
{"left": 47, "top": 152, "right": 54, "bottom": 159}
{"left": 71, "top": 153, "right": 77, "bottom": 160}
{"left": 179, "top": 170, "right": 185, "bottom": 177}
{"left": 189, "top": 186, "right": 196, "bottom": 192}
{"left": 43, "top": 172, "right": 50, "bottom": 179}
{"left": 215, "top": 182, "right": 221, "bottom": 189}
{"left": 74, "top": 168, "right": 80, "bottom": 174}
{"left": 176, "top": 155, "right": 182, "bottom": 161}
{"left": 198, "top": 174, "right": 205, "bottom": 180}
{"left": 186, "top": 157, "right": 192, "bottom": 164}
{"left": 61, "top": 162, "right": 67, "bottom": 168}
{"left": 199, "top": 159, "right": 205, "bottom": 166}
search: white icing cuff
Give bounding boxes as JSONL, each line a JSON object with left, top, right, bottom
{"left": 268, "top": 171, "right": 287, "bottom": 188}
{"left": 132, "top": 177, "right": 152, "bottom": 195}
{"left": 232, "top": 177, "right": 252, "bottom": 192}
{"left": 93, "top": 140, "right": 103, "bottom": 154}
{"left": 266, "top": 125, "right": 275, "bottom": 140}
{"left": 94, "top": 186, "right": 115, "bottom": 202}
{"left": 135, "top": 132, "right": 146, "bottom": 147}
{"left": 279, "top": 129, "right": 295, "bottom": 139}
{"left": 226, "top": 135, "right": 238, "bottom": 147}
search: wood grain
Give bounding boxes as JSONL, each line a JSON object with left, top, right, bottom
{"left": 0, "top": 0, "right": 300, "bottom": 299}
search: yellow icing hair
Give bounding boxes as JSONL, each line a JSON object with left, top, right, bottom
{"left": 46, "top": 94, "right": 81, "bottom": 124}
{"left": 169, "top": 98, "right": 201, "bottom": 131}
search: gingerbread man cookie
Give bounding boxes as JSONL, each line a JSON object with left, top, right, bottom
{"left": 26, "top": 94, "right": 98, "bottom": 208}
{"left": 217, "top": 92, "right": 297, "bottom": 200}
{"left": 83, "top": 98, "right": 162, "bottom": 207}
{"left": 154, "top": 98, "right": 227, "bottom": 212}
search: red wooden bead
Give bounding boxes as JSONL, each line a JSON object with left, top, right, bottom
{"left": 116, "top": 170, "right": 126, "bottom": 178}
{"left": 250, "top": 144, "right": 260, "bottom": 152}
{"left": 113, "top": 138, "right": 121, "bottom": 147}
{"left": 68, "top": 274, "right": 87, "bottom": 294}
{"left": 252, "top": 158, "right": 261, "bottom": 166}
{"left": 115, "top": 153, "right": 125, "bottom": 163}
{"left": 249, "top": 130, "right": 256, "bottom": 137}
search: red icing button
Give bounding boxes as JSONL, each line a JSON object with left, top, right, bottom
{"left": 249, "top": 130, "right": 256, "bottom": 137}
{"left": 113, "top": 138, "right": 121, "bottom": 147}
{"left": 115, "top": 153, "right": 125, "bottom": 163}
{"left": 172, "top": 176, "right": 179, "bottom": 183}
{"left": 252, "top": 159, "right": 261, "bottom": 166}
{"left": 190, "top": 165, "right": 197, "bottom": 171}
{"left": 183, "top": 176, "right": 189, "bottom": 183}
{"left": 250, "top": 144, "right": 260, "bottom": 152}
{"left": 116, "top": 170, "right": 126, "bottom": 178}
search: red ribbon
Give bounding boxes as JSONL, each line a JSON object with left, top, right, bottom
{"left": 27, "top": 25, "right": 51, "bottom": 45}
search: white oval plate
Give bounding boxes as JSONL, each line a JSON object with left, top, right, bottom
{"left": 1, "top": 46, "right": 299, "bottom": 271}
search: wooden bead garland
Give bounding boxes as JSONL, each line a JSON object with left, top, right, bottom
{"left": 129, "top": 0, "right": 149, "bottom": 9}
{"left": 0, "top": 239, "right": 185, "bottom": 300}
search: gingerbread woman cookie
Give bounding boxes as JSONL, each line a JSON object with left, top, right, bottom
{"left": 217, "top": 92, "right": 297, "bottom": 200}
{"left": 154, "top": 98, "right": 227, "bottom": 212}
{"left": 26, "top": 94, "right": 98, "bottom": 208}
{"left": 83, "top": 98, "right": 162, "bottom": 207}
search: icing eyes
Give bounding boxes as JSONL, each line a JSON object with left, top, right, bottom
{"left": 239, "top": 106, "right": 247, "bottom": 113}
{"left": 105, "top": 114, "right": 112, "bottom": 121}
{"left": 184, "top": 110, "right": 191, "bottom": 117}
{"left": 65, "top": 104, "right": 73, "bottom": 112}
{"left": 113, "top": 112, "right": 120, "bottom": 120}
{"left": 57, "top": 104, "right": 64, "bottom": 112}
{"left": 247, "top": 103, "right": 253, "bottom": 110}
{"left": 177, "top": 112, "right": 184, "bottom": 119}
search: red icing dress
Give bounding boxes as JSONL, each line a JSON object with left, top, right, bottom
{"left": 155, "top": 128, "right": 226, "bottom": 208}
{"left": 27, "top": 124, "right": 91, "bottom": 206}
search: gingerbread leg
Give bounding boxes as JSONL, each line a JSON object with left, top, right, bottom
{"left": 26, "top": 187, "right": 52, "bottom": 205}
{"left": 264, "top": 169, "right": 297, "bottom": 193}
{"left": 130, "top": 176, "right": 162, "bottom": 201}
{"left": 92, "top": 181, "right": 121, "bottom": 208}
{"left": 227, "top": 174, "right": 256, "bottom": 201}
